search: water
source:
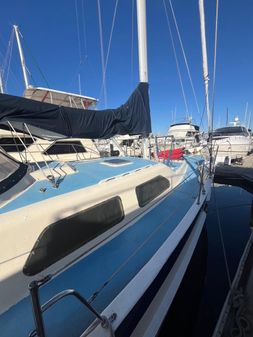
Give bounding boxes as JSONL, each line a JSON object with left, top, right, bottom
{"left": 195, "top": 185, "right": 252, "bottom": 337}
{"left": 159, "top": 184, "right": 252, "bottom": 337}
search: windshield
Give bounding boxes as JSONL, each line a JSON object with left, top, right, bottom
{"left": 213, "top": 126, "right": 248, "bottom": 137}
{"left": 0, "top": 152, "right": 20, "bottom": 182}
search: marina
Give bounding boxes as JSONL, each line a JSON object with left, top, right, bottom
{"left": 0, "top": 1, "right": 253, "bottom": 337}
{"left": 214, "top": 154, "right": 253, "bottom": 193}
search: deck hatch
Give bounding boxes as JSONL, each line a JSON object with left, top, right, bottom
{"left": 101, "top": 158, "right": 132, "bottom": 167}
{"left": 23, "top": 196, "right": 124, "bottom": 276}
{"left": 136, "top": 175, "right": 170, "bottom": 207}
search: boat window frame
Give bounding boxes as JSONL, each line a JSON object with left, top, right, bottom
{"left": 213, "top": 126, "right": 249, "bottom": 137}
{"left": 43, "top": 140, "right": 87, "bottom": 155}
{"left": 23, "top": 196, "right": 125, "bottom": 276}
{"left": 135, "top": 175, "right": 170, "bottom": 208}
{"left": 0, "top": 151, "right": 28, "bottom": 194}
{"left": 0, "top": 136, "right": 34, "bottom": 152}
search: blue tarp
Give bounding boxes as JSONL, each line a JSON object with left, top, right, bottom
{"left": 0, "top": 82, "right": 151, "bottom": 139}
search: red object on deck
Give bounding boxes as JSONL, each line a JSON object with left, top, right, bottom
{"left": 158, "top": 147, "right": 185, "bottom": 160}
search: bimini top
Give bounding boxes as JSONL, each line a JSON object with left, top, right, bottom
{"left": 24, "top": 86, "right": 97, "bottom": 109}
{"left": 0, "top": 82, "right": 151, "bottom": 140}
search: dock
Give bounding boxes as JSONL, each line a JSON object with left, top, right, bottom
{"left": 214, "top": 154, "right": 253, "bottom": 193}
{"left": 213, "top": 233, "right": 253, "bottom": 337}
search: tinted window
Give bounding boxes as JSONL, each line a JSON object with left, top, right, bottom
{"left": 0, "top": 152, "right": 27, "bottom": 193}
{"left": 44, "top": 141, "right": 86, "bottom": 155}
{"left": 23, "top": 196, "right": 124, "bottom": 276}
{"left": 136, "top": 175, "right": 170, "bottom": 207}
{"left": 0, "top": 137, "right": 34, "bottom": 152}
{"left": 213, "top": 127, "right": 248, "bottom": 137}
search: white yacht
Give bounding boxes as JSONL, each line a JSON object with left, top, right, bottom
{"left": 212, "top": 118, "right": 252, "bottom": 164}
{"left": 167, "top": 122, "right": 202, "bottom": 153}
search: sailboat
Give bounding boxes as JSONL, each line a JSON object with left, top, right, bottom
{"left": 0, "top": 25, "right": 101, "bottom": 163}
{"left": 0, "top": 1, "right": 212, "bottom": 336}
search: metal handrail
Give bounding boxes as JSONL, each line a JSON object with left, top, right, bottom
{"left": 28, "top": 275, "right": 116, "bottom": 337}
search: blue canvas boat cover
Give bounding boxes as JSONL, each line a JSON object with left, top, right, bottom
{"left": 0, "top": 82, "right": 151, "bottom": 139}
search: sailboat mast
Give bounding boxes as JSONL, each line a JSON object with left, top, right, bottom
{"left": 136, "top": 0, "right": 149, "bottom": 158}
{"left": 136, "top": 0, "right": 148, "bottom": 83}
{"left": 13, "top": 25, "right": 30, "bottom": 89}
{"left": 198, "top": 0, "right": 211, "bottom": 134}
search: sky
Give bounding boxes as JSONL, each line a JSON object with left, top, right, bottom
{"left": 0, "top": 0, "right": 253, "bottom": 135}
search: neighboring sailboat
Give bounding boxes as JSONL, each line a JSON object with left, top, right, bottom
{"left": 0, "top": 1, "right": 212, "bottom": 337}
{"left": 0, "top": 25, "right": 101, "bottom": 163}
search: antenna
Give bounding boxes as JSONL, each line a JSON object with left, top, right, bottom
{"left": 247, "top": 110, "right": 251, "bottom": 129}
{"left": 13, "top": 25, "right": 30, "bottom": 89}
{"left": 0, "top": 69, "right": 4, "bottom": 93}
{"left": 244, "top": 102, "right": 248, "bottom": 126}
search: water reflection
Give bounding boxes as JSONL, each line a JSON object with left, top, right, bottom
{"left": 159, "top": 185, "right": 252, "bottom": 337}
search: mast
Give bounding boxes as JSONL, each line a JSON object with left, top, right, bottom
{"left": 13, "top": 25, "right": 30, "bottom": 89}
{"left": 136, "top": 0, "right": 148, "bottom": 158}
{"left": 136, "top": 0, "right": 148, "bottom": 83}
{"left": 198, "top": 0, "right": 211, "bottom": 134}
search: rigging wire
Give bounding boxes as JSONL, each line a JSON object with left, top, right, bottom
{"left": 0, "top": 29, "right": 28, "bottom": 93}
{"left": 97, "top": 0, "right": 107, "bottom": 107}
{"left": 104, "top": 0, "right": 119, "bottom": 83}
{"left": 71, "top": 0, "right": 100, "bottom": 95}
{"left": 163, "top": 0, "right": 189, "bottom": 119}
{"left": 98, "top": 0, "right": 119, "bottom": 107}
{"left": 1, "top": 29, "right": 14, "bottom": 87}
{"left": 81, "top": 0, "right": 88, "bottom": 60}
{"left": 168, "top": 0, "right": 201, "bottom": 117}
{"left": 75, "top": 0, "right": 83, "bottom": 65}
{"left": 21, "top": 32, "right": 50, "bottom": 88}
{"left": 4, "top": 30, "right": 15, "bottom": 90}
{"left": 211, "top": 0, "right": 219, "bottom": 133}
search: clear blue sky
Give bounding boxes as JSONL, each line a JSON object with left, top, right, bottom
{"left": 0, "top": 1, "right": 252, "bottom": 134}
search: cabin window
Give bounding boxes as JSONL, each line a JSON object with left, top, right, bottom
{"left": 43, "top": 141, "right": 87, "bottom": 155}
{"left": 136, "top": 175, "right": 170, "bottom": 207}
{"left": 0, "top": 152, "right": 27, "bottom": 192}
{"left": 23, "top": 196, "right": 124, "bottom": 276}
{"left": 0, "top": 137, "right": 34, "bottom": 152}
